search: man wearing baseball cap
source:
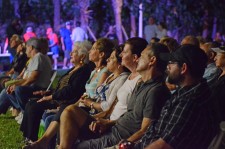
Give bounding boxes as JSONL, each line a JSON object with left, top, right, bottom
{"left": 60, "top": 21, "right": 72, "bottom": 69}
{"left": 134, "top": 44, "right": 218, "bottom": 149}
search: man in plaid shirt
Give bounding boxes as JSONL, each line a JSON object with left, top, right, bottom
{"left": 134, "top": 44, "right": 218, "bottom": 149}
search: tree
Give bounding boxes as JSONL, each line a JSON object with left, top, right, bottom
{"left": 53, "top": 0, "right": 60, "bottom": 31}
{"left": 112, "top": 0, "right": 123, "bottom": 43}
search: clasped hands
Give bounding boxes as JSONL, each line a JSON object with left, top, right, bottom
{"left": 89, "top": 118, "right": 110, "bottom": 134}
{"left": 6, "top": 85, "right": 16, "bottom": 94}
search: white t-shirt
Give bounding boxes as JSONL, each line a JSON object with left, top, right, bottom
{"left": 71, "top": 27, "right": 88, "bottom": 42}
{"left": 24, "top": 53, "right": 52, "bottom": 88}
{"left": 144, "top": 24, "right": 158, "bottom": 43}
{"left": 156, "top": 29, "right": 167, "bottom": 39}
{"left": 110, "top": 75, "right": 142, "bottom": 120}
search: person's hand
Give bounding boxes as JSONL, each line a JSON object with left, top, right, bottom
{"left": 33, "top": 90, "right": 45, "bottom": 96}
{"left": 6, "top": 85, "right": 16, "bottom": 94}
{"left": 89, "top": 118, "right": 109, "bottom": 134}
{"left": 33, "top": 90, "right": 50, "bottom": 96}
{"left": 37, "top": 95, "right": 52, "bottom": 103}
{"left": 81, "top": 98, "right": 92, "bottom": 107}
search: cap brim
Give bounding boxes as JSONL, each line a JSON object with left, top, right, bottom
{"left": 211, "top": 48, "right": 225, "bottom": 53}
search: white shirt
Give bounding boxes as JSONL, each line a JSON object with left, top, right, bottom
{"left": 110, "top": 75, "right": 142, "bottom": 120}
{"left": 144, "top": 24, "right": 158, "bottom": 43}
{"left": 71, "top": 27, "right": 88, "bottom": 42}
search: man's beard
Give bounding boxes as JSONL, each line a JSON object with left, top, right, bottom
{"left": 167, "top": 72, "right": 184, "bottom": 85}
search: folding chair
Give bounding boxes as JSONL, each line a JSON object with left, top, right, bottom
{"left": 208, "top": 121, "right": 225, "bottom": 149}
{"left": 46, "top": 70, "right": 57, "bottom": 92}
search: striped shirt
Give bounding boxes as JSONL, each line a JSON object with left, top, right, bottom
{"left": 137, "top": 80, "right": 217, "bottom": 149}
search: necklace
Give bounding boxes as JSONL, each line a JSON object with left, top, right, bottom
{"left": 96, "top": 66, "right": 104, "bottom": 73}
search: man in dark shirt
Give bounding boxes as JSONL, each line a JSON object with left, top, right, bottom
{"left": 72, "top": 43, "right": 171, "bottom": 149}
{"left": 135, "top": 44, "right": 217, "bottom": 149}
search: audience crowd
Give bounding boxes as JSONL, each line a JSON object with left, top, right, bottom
{"left": 0, "top": 18, "right": 225, "bottom": 149}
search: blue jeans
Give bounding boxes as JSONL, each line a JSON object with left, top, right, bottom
{"left": 42, "top": 112, "right": 57, "bottom": 149}
{"left": 0, "top": 89, "right": 20, "bottom": 114}
{"left": 14, "top": 85, "right": 43, "bottom": 112}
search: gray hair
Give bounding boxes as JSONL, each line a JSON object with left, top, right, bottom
{"left": 26, "top": 37, "right": 41, "bottom": 52}
{"left": 73, "top": 41, "right": 92, "bottom": 64}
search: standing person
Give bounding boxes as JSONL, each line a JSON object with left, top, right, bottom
{"left": 71, "top": 21, "right": 88, "bottom": 43}
{"left": 134, "top": 44, "right": 217, "bottom": 149}
{"left": 46, "top": 28, "right": 59, "bottom": 70}
{"left": 156, "top": 22, "right": 167, "bottom": 39}
{"left": 144, "top": 17, "right": 158, "bottom": 43}
{"left": 60, "top": 21, "right": 72, "bottom": 69}
{"left": 104, "top": 25, "right": 118, "bottom": 44}
{"left": 23, "top": 26, "right": 36, "bottom": 42}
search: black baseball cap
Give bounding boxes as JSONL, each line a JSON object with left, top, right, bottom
{"left": 161, "top": 44, "right": 207, "bottom": 76}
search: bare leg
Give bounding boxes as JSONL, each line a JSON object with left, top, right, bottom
{"left": 58, "top": 105, "right": 90, "bottom": 149}
{"left": 63, "top": 58, "right": 67, "bottom": 68}
{"left": 23, "top": 121, "right": 59, "bottom": 149}
{"left": 53, "top": 57, "right": 58, "bottom": 69}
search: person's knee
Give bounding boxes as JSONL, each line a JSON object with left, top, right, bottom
{"left": 14, "top": 86, "right": 24, "bottom": 95}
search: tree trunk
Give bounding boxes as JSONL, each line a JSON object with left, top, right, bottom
{"left": 112, "top": 0, "right": 123, "bottom": 44}
{"left": 53, "top": 0, "right": 60, "bottom": 32}
{"left": 77, "top": 0, "right": 90, "bottom": 32}
{"left": 12, "top": 0, "right": 20, "bottom": 18}
{"left": 130, "top": 14, "right": 136, "bottom": 37}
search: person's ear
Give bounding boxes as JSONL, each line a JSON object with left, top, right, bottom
{"left": 180, "top": 63, "right": 188, "bottom": 74}
{"left": 99, "top": 51, "right": 105, "bottom": 59}
{"left": 209, "top": 51, "right": 216, "bottom": 60}
{"left": 133, "top": 54, "right": 139, "bottom": 62}
{"left": 149, "top": 56, "right": 156, "bottom": 66}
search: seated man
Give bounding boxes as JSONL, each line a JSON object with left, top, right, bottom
{"left": 134, "top": 44, "right": 218, "bottom": 149}
{"left": 201, "top": 42, "right": 221, "bottom": 86}
{"left": 0, "top": 38, "right": 52, "bottom": 115}
{"left": 55, "top": 43, "right": 171, "bottom": 149}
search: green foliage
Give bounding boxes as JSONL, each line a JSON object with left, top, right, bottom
{"left": 89, "top": 0, "right": 114, "bottom": 38}
{"left": 143, "top": 0, "right": 225, "bottom": 40}
{"left": 20, "top": 0, "right": 54, "bottom": 24}
{"left": 0, "top": 112, "right": 24, "bottom": 148}
{"left": 0, "top": 0, "right": 14, "bottom": 22}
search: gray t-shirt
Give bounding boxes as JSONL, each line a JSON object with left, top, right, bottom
{"left": 115, "top": 76, "right": 170, "bottom": 138}
{"left": 24, "top": 53, "right": 52, "bottom": 88}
